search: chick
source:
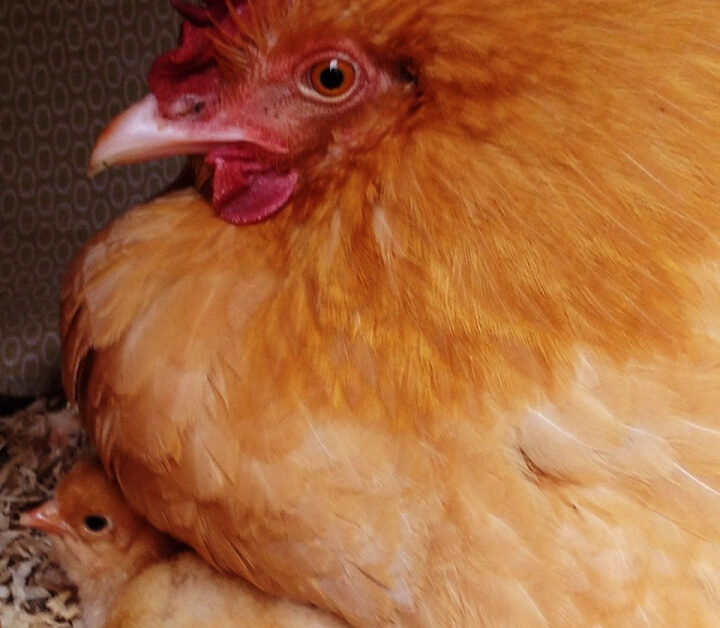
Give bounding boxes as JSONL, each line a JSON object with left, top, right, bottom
{"left": 20, "top": 459, "right": 347, "bottom": 628}
{"left": 19, "top": 459, "right": 177, "bottom": 627}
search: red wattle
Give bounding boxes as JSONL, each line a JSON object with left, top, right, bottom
{"left": 207, "top": 151, "right": 297, "bottom": 225}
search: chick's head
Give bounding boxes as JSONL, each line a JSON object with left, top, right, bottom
{"left": 20, "top": 459, "right": 176, "bottom": 585}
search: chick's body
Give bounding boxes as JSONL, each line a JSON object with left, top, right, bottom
{"left": 107, "top": 552, "right": 347, "bottom": 628}
{"left": 62, "top": 0, "right": 720, "bottom": 625}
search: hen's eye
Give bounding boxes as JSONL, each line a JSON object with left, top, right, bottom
{"left": 83, "top": 515, "right": 109, "bottom": 533}
{"left": 308, "top": 58, "right": 357, "bottom": 99}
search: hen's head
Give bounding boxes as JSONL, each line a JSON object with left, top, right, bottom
{"left": 88, "top": 0, "right": 495, "bottom": 224}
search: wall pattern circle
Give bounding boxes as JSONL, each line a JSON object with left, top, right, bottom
{"left": 1, "top": 1, "right": 183, "bottom": 396}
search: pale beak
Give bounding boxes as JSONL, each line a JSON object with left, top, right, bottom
{"left": 87, "top": 94, "right": 277, "bottom": 177}
{"left": 19, "top": 499, "right": 72, "bottom": 537}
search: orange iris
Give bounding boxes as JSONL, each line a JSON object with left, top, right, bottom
{"left": 309, "top": 58, "right": 357, "bottom": 98}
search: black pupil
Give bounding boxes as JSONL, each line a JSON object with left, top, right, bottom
{"left": 320, "top": 66, "right": 345, "bottom": 91}
{"left": 84, "top": 515, "right": 108, "bottom": 532}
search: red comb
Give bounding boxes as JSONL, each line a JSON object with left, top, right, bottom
{"left": 148, "top": 1, "right": 246, "bottom": 119}
{"left": 170, "top": 0, "right": 235, "bottom": 23}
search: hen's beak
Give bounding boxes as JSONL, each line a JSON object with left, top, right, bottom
{"left": 19, "top": 499, "right": 71, "bottom": 537}
{"left": 87, "top": 94, "right": 281, "bottom": 177}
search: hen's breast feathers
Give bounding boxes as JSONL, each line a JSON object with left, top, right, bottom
{"left": 62, "top": 1, "right": 720, "bottom": 626}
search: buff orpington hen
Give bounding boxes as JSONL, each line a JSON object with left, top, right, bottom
{"left": 20, "top": 459, "right": 347, "bottom": 628}
{"left": 62, "top": 0, "right": 720, "bottom": 625}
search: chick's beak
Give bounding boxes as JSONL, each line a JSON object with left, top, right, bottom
{"left": 87, "top": 93, "right": 283, "bottom": 177}
{"left": 19, "top": 499, "right": 71, "bottom": 537}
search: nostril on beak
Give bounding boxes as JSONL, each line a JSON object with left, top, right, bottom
{"left": 167, "top": 96, "right": 206, "bottom": 119}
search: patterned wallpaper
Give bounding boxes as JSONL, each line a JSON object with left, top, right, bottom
{"left": 0, "top": 1, "right": 184, "bottom": 396}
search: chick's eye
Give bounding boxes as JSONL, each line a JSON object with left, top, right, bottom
{"left": 308, "top": 58, "right": 357, "bottom": 99}
{"left": 83, "top": 515, "right": 109, "bottom": 533}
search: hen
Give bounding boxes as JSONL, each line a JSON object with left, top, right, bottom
{"left": 62, "top": 0, "right": 720, "bottom": 625}
{"left": 20, "top": 460, "right": 346, "bottom": 628}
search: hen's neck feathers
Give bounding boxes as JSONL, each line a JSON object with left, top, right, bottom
{"left": 233, "top": 1, "right": 720, "bottom": 425}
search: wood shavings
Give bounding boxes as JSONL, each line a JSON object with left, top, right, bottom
{"left": 0, "top": 398, "right": 87, "bottom": 627}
